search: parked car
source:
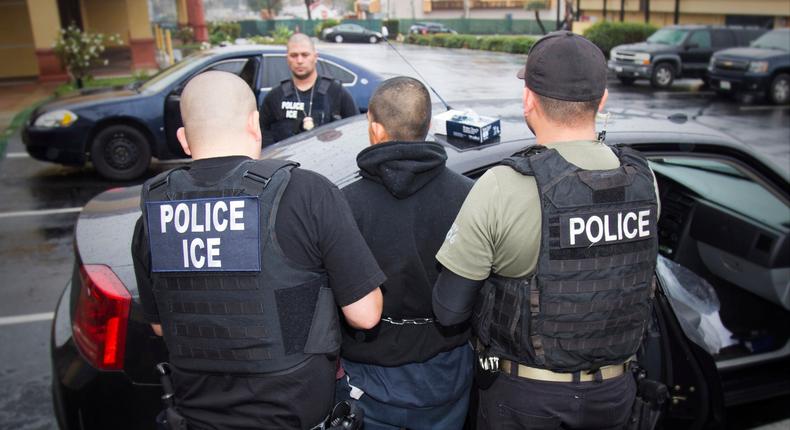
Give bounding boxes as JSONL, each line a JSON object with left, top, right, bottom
{"left": 408, "top": 22, "right": 457, "bottom": 35}
{"left": 609, "top": 25, "right": 766, "bottom": 88}
{"left": 321, "top": 23, "right": 383, "bottom": 44}
{"left": 22, "top": 45, "right": 383, "bottom": 180}
{"left": 708, "top": 28, "right": 790, "bottom": 104}
{"left": 51, "top": 99, "right": 790, "bottom": 429}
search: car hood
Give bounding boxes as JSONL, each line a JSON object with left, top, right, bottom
{"left": 616, "top": 42, "right": 673, "bottom": 54}
{"left": 38, "top": 87, "right": 141, "bottom": 113}
{"left": 714, "top": 47, "right": 788, "bottom": 60}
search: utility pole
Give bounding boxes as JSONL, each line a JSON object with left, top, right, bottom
{"left": 644, "top": 0, "right": 650, "bottom": 23}
{"left": 463, "top": 0, "right": 470, "bottom": 19}
{"left": 619, "top": 0, "right": 624, "bottom": 22}
{"left": 674, "top": 0, "right": 680, "bottom": 24}
{"left": 603, "top": 0, "right": 607, "bottom": 21}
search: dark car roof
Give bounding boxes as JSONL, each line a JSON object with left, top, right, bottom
{"left": 76, "top": 99, "right": 786, "bottom": 297}
{"left": 663, "top": 25, "right": 765, "bottom": 31}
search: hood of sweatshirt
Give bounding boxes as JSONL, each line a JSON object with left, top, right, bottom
{"left": 356, "top": 140, "right": 448, "bottom": 199}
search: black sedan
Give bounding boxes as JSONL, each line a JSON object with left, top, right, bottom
{"left": 23, "top": 45, "right": 383, "bottom": 180}
{"left": 51, "top": 101, "right": 790, "bottom": 429}
{"left": 321, "top": 23, "right": 383, "bottom": 44}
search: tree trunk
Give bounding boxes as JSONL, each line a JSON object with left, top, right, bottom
{"left": 305, "top": 0, "right": 312, "bottom": 20}
{"left": 534, "top": 11, "right": 547, "bottom": 35}
{"left": 75, "top": 77, "right": 84, "bottom": 89}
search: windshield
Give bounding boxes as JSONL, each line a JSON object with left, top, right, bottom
{"left": 751, "top": 31, "right": 790, "bottom": 51}
{"left": 647, "top": 28, "right": 688, "bottom": 45}
{"left": 138, "top": 51, "right": 212, "bottom": 93}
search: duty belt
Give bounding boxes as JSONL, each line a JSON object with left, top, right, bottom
{"left": 499, "top": 359, "right": 628, "bottom": 383}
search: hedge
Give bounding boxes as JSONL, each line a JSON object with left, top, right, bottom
{"left": 583, "top": 21, "right": 657, "bottom": 59}
{"left": 405, "top": 34, "right": 536, "bottom": 54}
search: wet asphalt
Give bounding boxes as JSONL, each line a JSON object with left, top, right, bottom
{"left": 0, "top": 40, "right": 787, "bottom": 429}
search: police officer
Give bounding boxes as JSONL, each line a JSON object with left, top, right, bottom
{"left": 132, "top": 71, "right": 384, "bottom": 430}
{"left": 337, "top": 77, "right": 474, "bottom": 429}
{"left": 261, "top": 33, "right": 358, "bottom": 146}
{"left": 432, "top": 31, "right": 661, "bottom": 429}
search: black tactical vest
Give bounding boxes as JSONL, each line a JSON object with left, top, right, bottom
{"left": 271, "top": 76, "right": 343, "bottom": 143}
{"left": 141, "top": 159, "right": 340, "bottom": 374}
{"left": 474, "top": 145, "right": 659, "bottom": 372}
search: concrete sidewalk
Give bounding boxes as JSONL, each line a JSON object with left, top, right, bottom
{"left": 0, "top": 79, "right": 58, "bottom": 132}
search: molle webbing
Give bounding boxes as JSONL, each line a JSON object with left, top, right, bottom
{"left": 476, "top": 145, "right": 658, "bottom": 372}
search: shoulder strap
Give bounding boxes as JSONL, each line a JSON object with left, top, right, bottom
{"left": 316, "top": 76, "right": 335, "bottom": 95}
{"left": 242, "top": 159, "right": 300, "bottom": 196}
{"left": 500, "top": 145, "right": 547, "bottom": 176}
{"left": 280, "top": 79, "right": 295, "bottom": 97}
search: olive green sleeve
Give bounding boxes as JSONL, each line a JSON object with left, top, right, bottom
{"left": 436, "top": 169, "right": 499, "bottom": 281}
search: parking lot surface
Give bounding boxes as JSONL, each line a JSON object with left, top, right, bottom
{"left": 0, "top": 41, "right": 787, "bottom": 429}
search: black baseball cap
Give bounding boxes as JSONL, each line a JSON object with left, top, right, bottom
{"left": 516, "top": 31, "right": 607, "bottom": 102}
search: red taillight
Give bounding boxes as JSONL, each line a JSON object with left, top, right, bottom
{"left": 72, "top": 264, "right": 131, "bottom": 370}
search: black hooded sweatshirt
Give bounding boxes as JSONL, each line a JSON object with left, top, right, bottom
{"left": 341, "top": 140, "right": 473, "bottom": 366}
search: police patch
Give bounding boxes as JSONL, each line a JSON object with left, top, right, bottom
{"left": 560, "top": 206, "right": 656, "bottom": 248}
{"left": 146, "top": 196, "right": 261, "bottom": 272}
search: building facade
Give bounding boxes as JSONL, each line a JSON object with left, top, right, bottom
{"left": 577, "top": 0, "right": 789, "bottom": 29}
{"left": 0, "top": 0, "right": 161, "bottom": 81}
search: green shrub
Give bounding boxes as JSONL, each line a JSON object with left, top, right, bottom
{"left": 208, "top": 21, "right": 241, "bottom": 45}
{"left": 271, "top": 25, "right": 293, "bottom": 44}
{"left": 315, "top": 19, "right": 340, "bottom": 37}
{"left": 583, "top": 21, "right": 657, "bottom": 58}
{"left": 404, "top": 34, "right": 536, "bottom": 53}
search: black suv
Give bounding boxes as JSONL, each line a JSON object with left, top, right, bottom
{"left": 609, "top": 25, "right": 766, "bottom": 88}
{"left": 708, "top": 28, "right": 790, "bottom": 104}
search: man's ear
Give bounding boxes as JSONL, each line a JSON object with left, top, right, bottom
{"left": 369, "top": 120, "right": 389, "bottom": 145}
{"left": 523, "top": 87, "right": 537, "bottom": 118}
{"left": 176, "top": 127, "right": 191, "bottom": 157}
{"left": 598, "top": 88, "right": 609, "bottom": 112}
{"left": 248, "top": 110, "right": 262, "bottom": 144}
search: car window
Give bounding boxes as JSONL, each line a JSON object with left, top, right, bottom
{"left": 260, "top": 55, "right": 291, "bottom": 88}
{"left": 316, "top": 60, "right": 356, "bottom": 84}
{"left": 751, "top": 30, "right": 790, "bottom": 51}
{"left": 711, "top": 30, "right": 735, "bottom": 48}
{"left": 647, "top": 28, "right": 688, "bottom": 45}
{"left": 138, "top": 51, "right": 212, "bottom": 93}
{"left": 203, "top": 58, "right": 256, "bottom": 88}
{"left": 648, "top": 157, "right": 788, "bottom": 230}
{"left": 688, "top": 31, "right": 711, "bottom": 49}
{"left": 260, "top": 56, "right": 356, "bottom": 87}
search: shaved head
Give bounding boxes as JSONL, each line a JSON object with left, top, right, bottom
{"left": 287, "top": 33, "right": 315, "bottom": 52}
{"left": 368, "top": 77, "right": 431, "bottom": 141}
{"left": 178, "top": 71, "right": 260, "bottom": 158}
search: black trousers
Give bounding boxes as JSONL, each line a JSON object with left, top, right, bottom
{"left": 170, "top": 355, "right": 336, "bottom": 430}
{"left": 477, "top": 372, "right": 636, "bottom": 430}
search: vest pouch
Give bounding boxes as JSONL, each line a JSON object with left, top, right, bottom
{"left": 473, "top": 281, "right": 496, "bottom": 346}
{"left": 304, "top": 286, "right": 341, "bottom": 354}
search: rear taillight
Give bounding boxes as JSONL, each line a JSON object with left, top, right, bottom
{"left": 72, "top": 264, "right": 131, "bottom": 370}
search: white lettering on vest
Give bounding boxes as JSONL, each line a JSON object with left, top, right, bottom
{"left": 281, "top": 101, "right": 305, "bottom": 111}
{"left": 190, "top": 203, "right": 204, "bottom": 232}
{"left": 174, "top": 203, "right": 189, "bottom": 233}
{"left": 190, "top": 238, "right": 205, "bottom": 268}
{"left": 623, "top": 212, "right": 638, "bottom": 239}
{"left": 229, "top": 200, "right": 245, "bottom": 231}
{"left": 567, "top": 210, "right": 652, "bottom": 246}
{"left": 638, "top": 210, "right": 651, "bottom": 238}
{"left": 586, "top": 215, "right": 604, "bottom": 244}
{"left": 569, "top": 217, "right": 585, "bottom": 246}
{"left": 207, "top": 237, "right": 221, "bottom": 268}
{"left": 213, "top": 201, "right": 228, "bottom": 232}
{"left": 160, "top": 204, "right": 173, "bottom": 233}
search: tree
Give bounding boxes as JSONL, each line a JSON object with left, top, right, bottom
{"left": 527, "top": 1, "right": 548, "bottom": 35}
{"left": 247, "top": 0, "right": 282, "bottom": 18}
{"left": 305, "top": 0, "right": 314, "bottom": 20}
{"left": 53, "top": 24, "right": 121, "bottom": 89}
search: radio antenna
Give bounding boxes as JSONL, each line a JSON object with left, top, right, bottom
{"left": 384, "top": 38, "right": 453, "bottom": 111}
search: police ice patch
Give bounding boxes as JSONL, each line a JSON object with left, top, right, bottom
{"left": 560, "top": 207, "right": 656, "bottom": 248}
{"left": 146, "top": 196, "right": 261, "bottom": 272}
